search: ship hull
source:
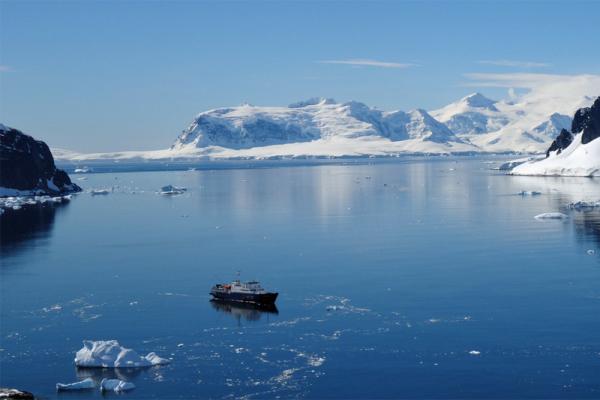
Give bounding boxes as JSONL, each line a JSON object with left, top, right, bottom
{"left": 210, "top": 291, "right": 278, "bottom": 305}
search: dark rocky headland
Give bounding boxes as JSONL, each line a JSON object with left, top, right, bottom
{"left": 0, "top": 124, "right": 81, "bottom": 196}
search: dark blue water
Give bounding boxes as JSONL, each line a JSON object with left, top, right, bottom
{"left": 1, "top": 158, "right": 600, "bottom": 399}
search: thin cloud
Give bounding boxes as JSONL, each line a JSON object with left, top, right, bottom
{"left": 478, "top": 59, "right": 550, "bottom": 68}
{"left": 317, "top": 59, "right": 415, "bottom": 69}
{"left": 463, "top": 72, "right": 600, "bottom": 89}
{"left": 0, "top": 65, "right": 12, "bottom": 72}
{"left": 462, "top": 72, "right": 600, "bottom": 112}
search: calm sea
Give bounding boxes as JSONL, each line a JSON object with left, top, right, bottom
{"left": 1, "top": 158, "right": 599, "bottom": 399}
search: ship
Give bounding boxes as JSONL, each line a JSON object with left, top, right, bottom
{"left": 210, "top": 280, "right": 278, "bottom": 305}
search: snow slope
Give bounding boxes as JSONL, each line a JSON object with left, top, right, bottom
{"left": 511, "top": 133, "right": 599, "bottom": 176}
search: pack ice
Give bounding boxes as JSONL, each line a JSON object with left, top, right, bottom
{"left": 74, "top": 340, "right": 170, "bottom": 368}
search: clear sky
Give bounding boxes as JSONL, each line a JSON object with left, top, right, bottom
{"left": 1, "top": 0, "right": 599, "bottom": 152}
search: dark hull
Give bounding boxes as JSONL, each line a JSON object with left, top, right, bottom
{"left": 210, "top": 291, "right": 278, "bottom": 305}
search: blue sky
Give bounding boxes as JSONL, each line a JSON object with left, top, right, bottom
{"left": 1, "top": 1, "right": 599, "bottom": 152}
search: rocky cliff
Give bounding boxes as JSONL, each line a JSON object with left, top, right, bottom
{"left": 0, "top": 124, "right": 81, "bottom": 196}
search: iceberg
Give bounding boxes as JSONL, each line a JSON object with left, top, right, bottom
{"left": 90, "top": 188, "right": 110, "bottom": 195}
{"left": 534, "top": 212, "right": 568, "bottom": 220}
{"left": 518, "top": 191, "right": 541, "bottom": 196}
{"left": 74, "top": 340, "right": 170, "bottom": 368}
{"left": 100, "top": 379, "right": 135, "bottom": 393}
{"left": 56, "top": 378, "right": 95, "bottom": 391}
{"left": 159, "top": 185, "right": 187, "bottom": 195}
{"left": 567, "top": 200, "right": 600, "bottom": 210}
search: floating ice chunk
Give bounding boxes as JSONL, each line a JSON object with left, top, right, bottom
{"left": 518, "top": 191, "right": 541, "bottom": 196}
{"left": 159, "top": 185, "right": 187, "bottom": 195}
{"left": 56, "top": 377, "right": 95, "bottom": 391}
{"left": 90, "top": 189, "right": 110, "bottom": 195}
{"left": 468, "top": 350, "right": 481, "bottom": 355}
{"left": 588, "top": 249, "right": 596, "bottom": 255}
{"left": 144, "top": 352, "right": 171, "bottom": 365}
{"left": 534, "top": 212, "right": 568, "bottom": 220}
{"left": 74, "top": 340, "right": 171, "bottom": 368}
{"left": 100, "top": 378, "right": 135, "bottom": 393}
{"left": 567, "top": 201, "right": 600, "bottom": 210}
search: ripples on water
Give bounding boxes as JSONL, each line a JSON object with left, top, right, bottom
{"left": 1, "top": 158, "right": 599, "bottom": 398}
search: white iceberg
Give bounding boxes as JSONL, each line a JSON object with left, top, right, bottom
{"left": 74, "top": 340, "right": 171, "bottom": 368}
{"left": 159, "top": 185, "right": 187, "bottom": 195}
{"left": 56, "top": 377, "right": 95, "bottom": 391}
{"left": 100, "top": 378, "right": 135, "bottom": 393}
{"left": 534, "top": 212, "right": 569, "bottom": 220}
{"left": 567, "top": 200, "right": 600, "bottom": 210}
{"left": 90, "top": 188, "right": 110, "bottom": 195}
{"left": 518, "top": 190, "right": 541, "bottom": 196}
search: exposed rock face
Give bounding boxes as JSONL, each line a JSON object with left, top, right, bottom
{"left": 572, "top": 97, "right": 600, "bottom": 144}
{"left": 0, "top": 124, "right": 81, "bottom": 195}
{"left": 545, "top": 129, "right": 573, "bottom": 157}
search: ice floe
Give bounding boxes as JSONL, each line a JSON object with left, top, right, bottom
{"left": 566, "top": 200, "right": 600, "bottom": 210}
{"left": 534, "top": 212, "right": 569, "bottom": 220}
{"left": 0, "top": 194, "right": 72, "bottom": 212}
{"left": 159, "top": 185, "right": 187, "bottom": 195}
{"left": 74, "top": 340, "right": 170, "bottom": 368}
{"left": 100, "top": 378, "right": 135, "bottom": 393}
{"left": 518, "top": 190, "right": 541, "bottom": 196}
{"left": 468, "top": 350, "right": 481, "bottom": 355}
{"left": 56, "top": 377, "right": 95, "bottom": 391}
{"left": 90, "top": 188, "right": 110, "bottom": 195}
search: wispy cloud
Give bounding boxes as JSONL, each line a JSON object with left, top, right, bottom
{"left": 463, "top": 72, "right": 600, "bottom": 112}
{"left": 477, "top": 59, "right": 550, "bottom": 68}
{"left": 0, "top": 65, "right": 12, "bottom": 72}
{"left": 317, "top": 59, "right": 415, "bottom": 69}
{"left": 464, "top": 72, "right": 600, "bottom": 89}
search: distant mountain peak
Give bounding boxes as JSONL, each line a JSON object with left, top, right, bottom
{"left": 461, "top": 92, "right": 498, "bottom": 110}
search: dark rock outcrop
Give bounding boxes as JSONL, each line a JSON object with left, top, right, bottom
{"left": 572, "top": 97, "right": 600, "bottom": 144}
{"left": 0, "top": 124, "right": 81, "bottom": 195}
{"left": 545, "top": 128, "right": 573, "bottom": 157}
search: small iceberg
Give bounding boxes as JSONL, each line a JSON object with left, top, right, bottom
{"left": 159, "top": 185, "right": 187, "bottom": 195}
{"left": 534, "top": 212, "right": 568, "bottom": 220}
{"left": 74, "top": 340, "right": 170, "bottom": 368}
{"left": 518, "top": 191, "right": 541, "bottom": 196}
{"left": 567, "top": 200, "right": 600, "bottom": 210}
{"left": 468, "top": 350, "right": 481, "bottom": 355}
{"left": 56, "top": 378, "right": 95, "bottom": 391}
{"left": 74, "top": 167, "right": 91, "bottom": 173}
{"left": 90, "top": 188, "right": 110, "bottom": 195}
{"left": 100, "top": 379, "right": 135, "bottom": 393}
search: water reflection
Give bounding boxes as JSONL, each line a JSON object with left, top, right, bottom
{"left": 74, "top": 366, "right": 145, "bottom": 383}
{"left": 572, "top": 209, "right": 600, "bottom": 249}
{"left": 0, "top": 203, "right": 67, "bottom": 258}
{"left": 210, "top": 299, "right": 278, "bottom": 323}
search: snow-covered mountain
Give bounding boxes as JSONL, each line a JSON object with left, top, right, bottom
{"left": 512, "top": 97, "right": 600, "bottom": 176}
{"left": 431, "top": 85, "right": 600, "bottom": 154}
{"left": 431, "top": 93, "right": 510, "bottom": 136}
{"left": 171, "top": 98, "right": 464, "bottom": 152}
{"left": 46, "top": 76, "right": 600, "bottom": 161}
